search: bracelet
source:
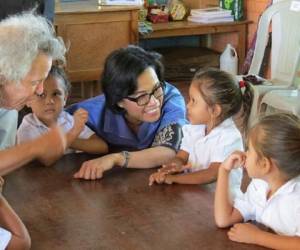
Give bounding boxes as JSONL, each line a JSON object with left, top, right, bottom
{"left": 121, "top": 151, "right": 130, "bottom": 168}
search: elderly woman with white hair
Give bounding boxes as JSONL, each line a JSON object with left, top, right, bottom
{"left": 0, "top": 12, "right": 66, "bottom": 249}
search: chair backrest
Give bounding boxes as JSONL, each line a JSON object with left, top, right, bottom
{"left": 248, "top": 0, "right": 300, "bottom": 86}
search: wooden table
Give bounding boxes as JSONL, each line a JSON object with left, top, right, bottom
{"left": 140, "top": 20, "right": 250, "bottom": 72}
{"left": 3, "top": 153, "right": 266, "bottom": 250}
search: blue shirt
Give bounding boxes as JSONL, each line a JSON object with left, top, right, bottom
{"left": 67, "top": 82, "right": 187, "bottom": 150}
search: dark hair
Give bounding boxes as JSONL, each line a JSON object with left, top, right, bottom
{"left": 101, "top": 45, "right": 164, "bottom": 113}
{"left": 47, "top": 65, "right": 71, "bottom": 95}
{"left": 192, "top": 68, "right": 253, "bottom": 133}
{"left": 249, "top": 113, "right": 300, "bottom": 179}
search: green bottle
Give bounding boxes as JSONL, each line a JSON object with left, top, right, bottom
{"left": 219, "top": 0, "right": 243, "bottom": 21}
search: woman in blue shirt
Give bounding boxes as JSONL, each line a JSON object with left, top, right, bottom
{"left": 68, "top": 45, "right": 187, "bottom": 180}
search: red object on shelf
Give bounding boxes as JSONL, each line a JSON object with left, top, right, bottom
{"left": 147, "top": 5, "right": 169, "bottom": 23}
{"left": 148, "top": 13, "right": 169, "bottom": 23}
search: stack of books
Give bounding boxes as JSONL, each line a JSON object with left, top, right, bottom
{"left": 187, "top": 7, "right": 234, "bottom": 23}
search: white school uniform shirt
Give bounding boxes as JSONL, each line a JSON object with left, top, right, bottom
{"left": 234, "top": 177, "right": 300, "bottom": 236}
{"left": 17, "top": 111, "right": 94, "bottom": 154}
{"left": 181, "top": 118, "right": 243, "bottom": 196}
{"left": 0, "top": 227, "right": 11, "bottom": 250}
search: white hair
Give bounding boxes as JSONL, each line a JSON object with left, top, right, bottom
{"left": 0, "top": 12, "right": 66, "bottom": 85}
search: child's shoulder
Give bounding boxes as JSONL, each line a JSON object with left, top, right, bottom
{"left": 217, "top": 118, "right": 242, "bottom": 140}
{"left": 182, "top": 124, "right": 205, "bottom": 137}
{"left": 18, "top": 113, "right": 38, "bottom": 128}
{"left": 279, "top": 177, "right": 300, "bottom": 200}
{"left": 219, "top": 117, "right": 239, "bottom": 131}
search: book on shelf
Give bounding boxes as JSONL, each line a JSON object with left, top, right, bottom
{"left": 188, "top": 7, "right": 234, "bottom": 24}
{"left": 187, "top": 15, "right": 234, "bottom": 23}
{"left": 99, "top": 0, "right": 143, "bottom": 5}
{"left": 190, "top": 7, "right": 232, "bottom": 17}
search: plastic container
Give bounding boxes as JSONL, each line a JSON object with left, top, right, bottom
{"left": 220, "top": 43, "right": 238, "bottom": 75}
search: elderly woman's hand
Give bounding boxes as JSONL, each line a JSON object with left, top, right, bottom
{"left": 73, "top": 154, "right": 119, "bottom": 180}
{"left": 36, "top": 125, "right": 67, "bottom": 166}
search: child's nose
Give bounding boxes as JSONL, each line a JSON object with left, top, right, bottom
{"left": 46, "top": 96, "right": 55, "bottom": 104}
{"left": 34, "top": 82, "right": 44, "bottom": 95}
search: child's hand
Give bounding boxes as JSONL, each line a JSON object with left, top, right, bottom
{"left": 221, "top": 151, "right": 246, "bottom": 171}
{"left": 0, "top": 176, "right": 4, "bottom": 194}
{"left": 71, "top": 108, "right": 89, "bottom": 136}
{"left": 149, "top": 171, "right": 167, "bottom": 186}
{"left": 228, "top": 223, "right": 261, "bottom": 244}
{"left": 159, "top": 162, "right": 191, "bottom": 175}
{"left": 149, "top": 172, "right": 174, "bottom": 186}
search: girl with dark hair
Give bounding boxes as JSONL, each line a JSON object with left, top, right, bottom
{"left": 215, "top": 113, "right": 300, "bottom": 249}
{"left": 17, "top": 65, "right": 107, "bottom": 161}
{"left": 149, "top": 68, "right": 252, "bottom": 189}
{"left": 68, "top": 45, "right": 187, "bottom": 180}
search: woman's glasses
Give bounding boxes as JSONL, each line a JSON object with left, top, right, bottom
{"left": 125, "top": 82, "right": 164, "bottom": 106}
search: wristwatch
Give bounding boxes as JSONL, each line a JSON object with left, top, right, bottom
{"left": 121, "top": 151, "right": 130, "bottom": 168}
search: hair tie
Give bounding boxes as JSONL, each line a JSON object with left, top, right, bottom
{"left": 239, "top": 80, "right": 246, "bottom": 95}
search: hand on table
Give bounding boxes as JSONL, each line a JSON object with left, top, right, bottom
{"left": 159, "top": 162, "right": 191, "bottom": 175}
{"left": 73, "top": 154, "right": 117, "bottom": 180}
{"left": 228, "top": 223, "right": 261, "bottom": 244}
{"left": 149, "top": 162, "right": 191, "bottom": 186}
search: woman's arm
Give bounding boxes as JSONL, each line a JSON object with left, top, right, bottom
{"left": 0, "top": 195, "right": 30, "bottom": 250}
{"left": 214, "top": 152, "right": 245, "bottom": 228}
{"left": 117, "top": 146, "right": 176, "bottom": 169}
{"left": 73, "top": 146, "right": 176, "bottom": 180}
{"left": 69, "top": 134, "right": 108, "bottom": 155}
{"left": 165, "top": 162, "right": 220, "bottom": 185}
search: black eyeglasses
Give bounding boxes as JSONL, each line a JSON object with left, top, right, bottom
{"left": 125, "top": 82, "right": 164, "bottom": 106}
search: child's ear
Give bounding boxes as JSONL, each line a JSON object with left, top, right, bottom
{"left": 212, "top": 104, "right": 222, "bottom": 118}
{"left": 261, "top": 157, "right": 272, "bottom": 175}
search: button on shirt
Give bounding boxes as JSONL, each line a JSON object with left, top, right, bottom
{"left": 234, "top": 177, "right": 300, "bottom": 236}
{"left": 17, "top": 111, "right": 94, "bottom": 154}
{"left": 181, "top": 118, "right": 243, "bottom": 195}
{"left": 67, "top": 82, "right": 187, "bottom": 150}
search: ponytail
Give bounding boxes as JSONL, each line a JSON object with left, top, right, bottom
{"left": 240, "top": 80, "right": 253, "bottom": 136}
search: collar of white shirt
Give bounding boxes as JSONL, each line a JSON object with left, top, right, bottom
{"left": 203, "top": 117, "right": 236, "bottom": 141}
{"left": 30, "top": 111, "right": 70, "bottom": 129}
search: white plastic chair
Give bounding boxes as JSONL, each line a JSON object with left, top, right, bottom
{"left": 260, "top": 46, "right": 300, "bottom": 117}
{"left": 243, "top": 0, "right": 300, "bottom": 125}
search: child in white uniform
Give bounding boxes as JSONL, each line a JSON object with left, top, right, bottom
{"left": 149, "top": 68, "right": 253, "bottom": 189}
{"left": 17, "top": 66, "right": 108, "bottom": 165}
{"left": 215, "top": 113, "right": 300, "bottom": 249}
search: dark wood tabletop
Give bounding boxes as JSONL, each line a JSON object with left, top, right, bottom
{"left": 3, "top": 153, "right": 267, "bottom": 250}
